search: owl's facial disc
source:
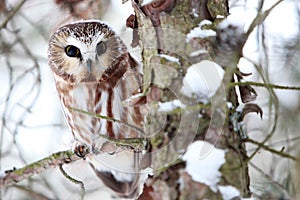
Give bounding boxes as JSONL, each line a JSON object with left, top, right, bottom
{"left": 48, "top": 21, "right": 127, "bottom": 84}
{"left": 64, "top": 45, "right": 95, "bottom": 79}
{"left": 63, "top": 37, "right": 107, "bottom": 83}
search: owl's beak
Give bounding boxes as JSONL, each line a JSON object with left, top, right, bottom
{"left": 86, "top": 59, "right": 92, "bottom": 74}
{"left": 81, "top": 58, "right": 97, "bottom": 82}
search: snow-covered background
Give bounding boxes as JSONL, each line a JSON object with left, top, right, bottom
{"left": 0, "top": 0, "right": 300, "bottom": 199}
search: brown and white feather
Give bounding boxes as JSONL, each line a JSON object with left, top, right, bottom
{"left": 48, "top": 20, "right": 147, "bottom": 198}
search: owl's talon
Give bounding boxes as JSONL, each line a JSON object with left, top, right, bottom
{"left": 73, "top": 143, "right": 89, "bottom": 158}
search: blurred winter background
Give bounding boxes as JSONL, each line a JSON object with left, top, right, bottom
{"left": 0, "top": 0, "right": 299, "bottom": 199}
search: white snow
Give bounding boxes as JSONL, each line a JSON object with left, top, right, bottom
{"left": 158, "top": 100, "right": 186, "bottom": 112}
{"left": 189, "top": 49, "right": 208, "bottom": 57}
{"left": 226, "top": 102, "right": 233, "bottom": 109}
{"left": 141, "top": 0, "right": 156, "bottom": 6}
{"left": 218, "top": 185, "right": 240, "bottom": 200}
{"left": 159, "top": 54, "right": 180, "bottom": 64}
{"left": 191, "top": 8, "right": 199, "bottom": 18}
{"left": 182, "top": 141, "right": 226, "bottom": 192}
{"left": 216, "top": 15, "right": 225, "bottom": 19}
{"left": 181, "top": 60, "right": 224, "bottom": 103}
{"left": 123, "top": 93, "right": 144, "bottom": 105}
{"left": 186, "top": 20, "right": 216, "bottom": 42}
{"left": 218, "top": 14, "right": 245, "bottom": 31}
{"left": 0, "top": 170, "right": 5, "bottom": 178}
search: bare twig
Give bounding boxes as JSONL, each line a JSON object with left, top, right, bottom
{"left": 12, "top": 185, "right": 49, "bottom": 200}
{"left": 245, "top": 138, "right": 297, "bottom": 161}
{"left": 231, "top": 81, "right": 300, "bottom": 91}
{"left": 0, "top": 59, "right": 14, "bottom": 170}
{"left": 71, "top": 107, "right": 145, "bottom": 135}
{"left": 1, "top": 28, "right": 42, "bottom": 166}
{"left": 59, "top": 165, "right": 85, "bottom": 200}
{"left": 246, "top": 0, "right": 284, "bottom": 37}
{"left": 0, "top": 0, "right": 27, "bottom": 30}
{"left": 243, "top": 58, "right": 280, "bottom": 161}
{"left": 249, "top": 162, "right": 291, "bottom": 199}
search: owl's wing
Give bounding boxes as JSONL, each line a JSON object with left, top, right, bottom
{"left": 89, "top": 53, "right": 151, "bottom": 198}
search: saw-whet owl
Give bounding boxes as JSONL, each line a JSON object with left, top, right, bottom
{"left": 48, "top": 20, "right": 148, "bottom": 198}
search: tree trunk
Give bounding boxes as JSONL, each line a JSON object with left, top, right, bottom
{"left": 130, "top": 0, "right": 251, "bottom": 199}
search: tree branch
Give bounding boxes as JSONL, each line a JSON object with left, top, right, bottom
{"left": 0, "top": 0, "right": 27, "bottom": 30}
{"left": 245, "top": 0, "right": 284, "bottom": 37}
{"left": 0, "top": 150, "right": 79, "bottom": 188}
{"left": 0, "top": 132, "right": 147, "bottom": 188}
{"left": 245, "top": 138, "right": 298, "bottom": 161}
{"left": 59, "top": 164, "right": 85, "bottom": 199}
{"left": 231, "top": 81, "right": 300, "bottom": 91}
{"left": 71, "top": 107, "right": 145, "bottom": 135}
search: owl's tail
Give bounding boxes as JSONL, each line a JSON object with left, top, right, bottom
{"left": 94, "top": 170, "right": 141, "bottom": 198}
{"left": 88, "top": 150, "right": 150, "bottom": 199}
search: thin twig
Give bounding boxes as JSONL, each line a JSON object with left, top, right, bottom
{"left": 245, "top": 138, "right": 297, "bottom": 161}
{"left": 12, "top": 185, "right": 49, "bottom": 200}
{"left": 231, "top": 81, "right": 300, "bottom": 91}
{"left": 246, "top": 0, "right": 284, "bottom": 37}
{"left": 244, "top": 58, "right": 280, "bottom": 161}
{"left": 59, "top": 165, "right": 85, "bottom": 200}
{"left": 0, "top": 59, "right": 14, "bottom": 171}
{"left": 249, "top": 162, "right": 291, "bottom": 199}
{"left": 71, "top": 107, "right": 147, "bottom": 151}
{"left": 71, "top": 107, "right": 145, "bottom": 135}
{"left": 0, "top": 0, "right": 27, "bottom": 30}
{"left": 2, "top": 27, "right": 43, "bottom": 166}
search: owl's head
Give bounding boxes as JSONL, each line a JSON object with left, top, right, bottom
{"left": 48, "top": 20, "right": 127, "bottom": 84}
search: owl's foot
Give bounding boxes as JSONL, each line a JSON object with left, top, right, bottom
{"left": 72, "top": 141, "right": 90, "bottom": 158}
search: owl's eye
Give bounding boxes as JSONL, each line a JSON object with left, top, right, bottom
{"left": 65, "top": 45, "right": 81, "bottom": 58}
{"left": 96, "top": 41, "right": 107, "bottom": 56}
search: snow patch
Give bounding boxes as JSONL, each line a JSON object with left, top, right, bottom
{"left": 218, "top": 185, "right": 240, "bottom": 200}
{"left": 226, "top": 102, "right": 233, "bottom": 109}
{"left": 159, "top": 54, "right": 180, "bottom": 64}
{"left": 186, "top": 20, "right": 216, "bottom": 42}
{"left": 0, "top": 170, "right": 5, "bottom": 178}
{"left": 141, "top": 0, "right": 156, "bottom": 6}
{"left": 218, "top": 12, "right": 247, "bottom": 32}
{"left": 216, "top": 15, "right": 225, "bottom": 19}
{"left": 182, "top": 141, "right": 226, "bottom": 192}
{"left": 181, "top": 60, "right": 224, "bottom": 103}
{"left": 158, "top": 100, "right": 186, "bottom": 112}
{"left": 189, "top": 49, "right": 208, "bottom": 57}
{"left": 191, "top": 8, "right": 199, "bottom": 17}
{"left": 123, "top": 93, "right": 144, "bottom": 105}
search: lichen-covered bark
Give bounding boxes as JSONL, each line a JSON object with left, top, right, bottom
{"left": 131, "top": 0, "right": 251, "bottom": 199}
